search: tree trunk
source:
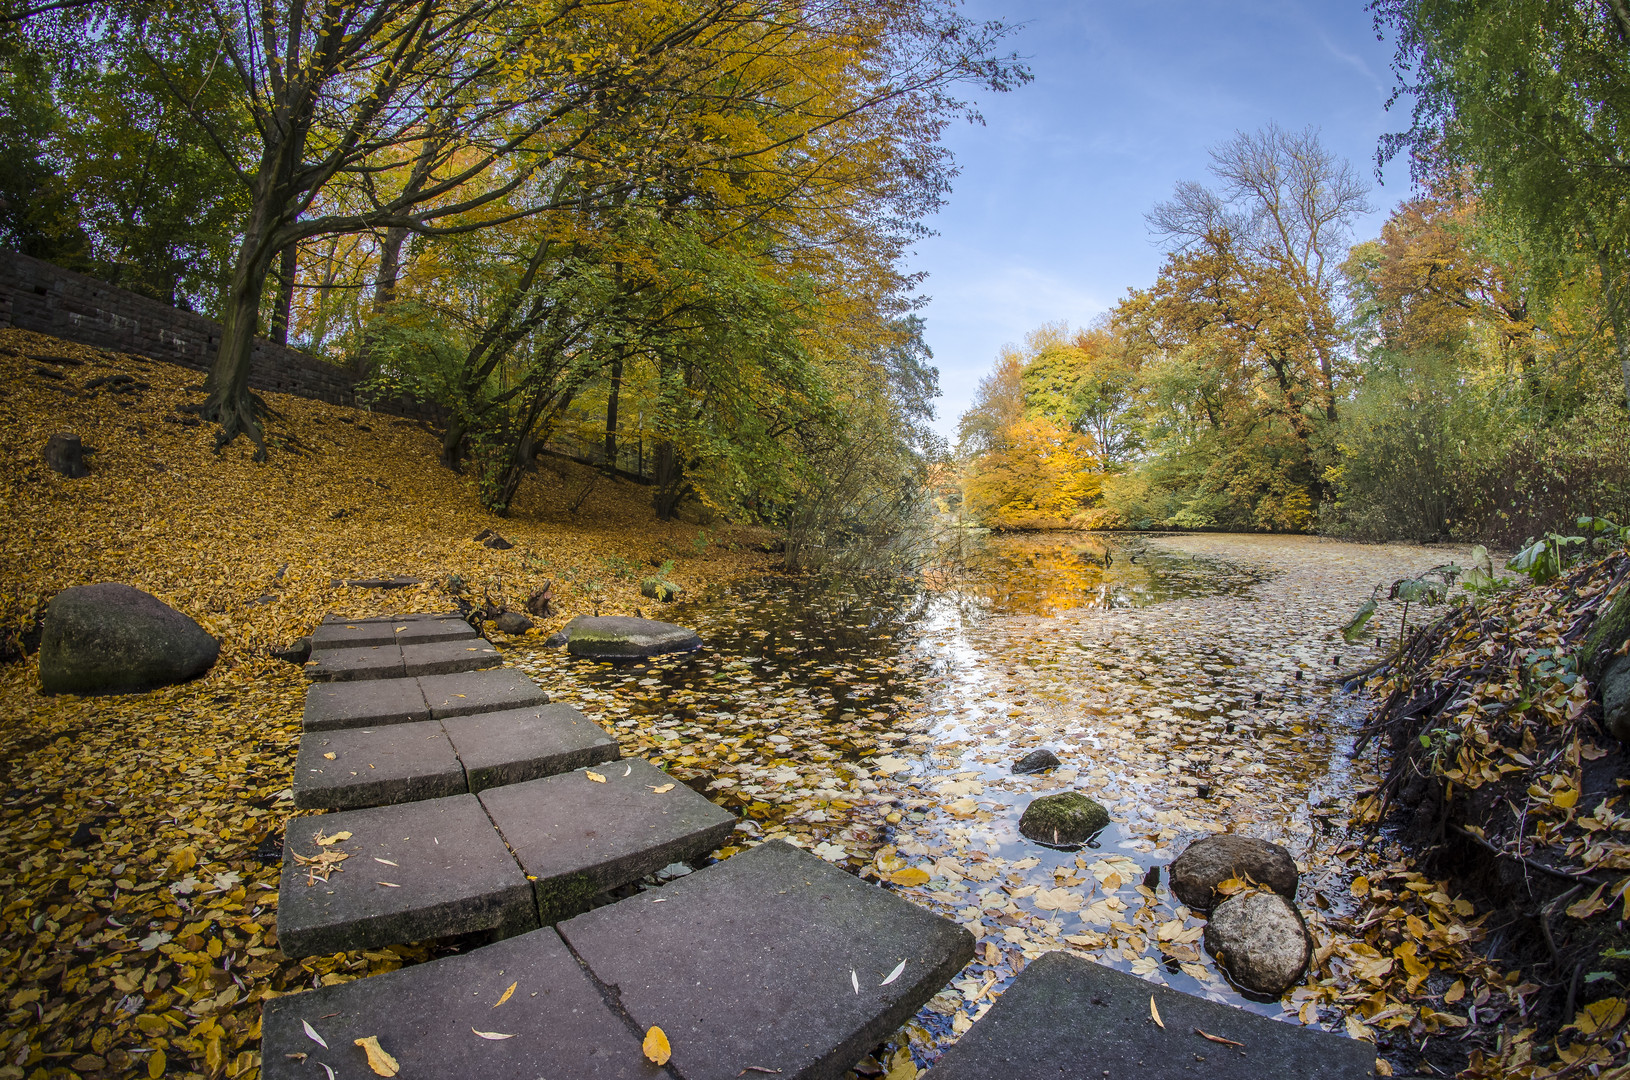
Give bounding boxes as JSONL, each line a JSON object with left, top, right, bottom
{"left": 269, "top": 242, "right": 298, "bottom": 345}
{"left": 604, "top": 354, "right": 623, "bottom": 471}
{"left": 198, "top": 205, "right": 283, "bottom": 458}
{"left": 441, "top": 418, "right": 467, "bottom": 471}
{"left": 1598, "top": 248, "right": 1630, "bottom": 414}
{"left": 652, "top": 441, "right": 684, "bottom": 519}
{"left": 372, "top": 225, "right": 410, "bottom": 311}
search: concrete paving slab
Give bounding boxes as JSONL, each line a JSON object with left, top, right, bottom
{"left": 930, "top": 950, "right": 1376, "bottom": 1080}
{"left": 481, "top": 758, "right": 735, "bottom": 923}
{"left": 558, "top": 839, "right": 974, "bottom": 1080}
{"left": 276, "top": 794, "right": 536, "bottom": 957}
{"left": 302, "top": 678, "right": 430, "bottom": 732}
{"left": 311, "top": 622, "right": 398, "bottom": 650}
{"left": 293, "top": 721, "right": 466, "bottom": 809}
{"left": 260, "top": 928, "right": 651, "bottom": 1080}
{"left": 401, "top": 638, "right": 501, "bottom": 675}
{"left": 396, "top": 619, "right": 479, "bottom": 645}
{"left": 305, "top": 644, "right": 405, "bottom": 682}
{"left": 445, "top": 704, "right": 620, "bottom": 791}
{"left": 420, "top": 668, "right": 549, "bottom": 718}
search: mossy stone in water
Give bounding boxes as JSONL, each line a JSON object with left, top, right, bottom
{"left": 1018, "top": 792, "right": 1109, "bottom": 847}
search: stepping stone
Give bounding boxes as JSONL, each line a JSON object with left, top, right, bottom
{"left": 558, "top": 839, "right": 974, "bottom": 1080}
{"left": 260, "top": 927, "right": 649, "bottom": 1079}
{"left": 305, "top": 644, "right": 405, "bottom": 682}
{"left": 553, "top": 615, "right": 702, "bottom": 659}
{"left": 481, "top": 758, "right": 735, "bottom": 923}
{"left": 929, "top": 950, "right": 1376, "bottom": 1080}
{"left": 310, "top": 622, "right": 397, "bottom": 650}
{"left": 340, "top": 576, "right": 423, "bottom": 589}
{"left": 396, "top": 618, "right": 478, "bottom": 646}
{"left": 276, "top": 794, "right": 536, "bottom": 957}
{"left": 420, "top": 669, "right": 549, "bottom": 718}
{"left": 302, "top": 678, "right": 429, "bottom": 732}
{"left": 293, "top": 721, "right": 465, "bottom": 809}
{"left": 444, "top": 704, "right": 620, "bottom": 791}
{"left": 401, "top": 638, "right": 501, "bottom": 675}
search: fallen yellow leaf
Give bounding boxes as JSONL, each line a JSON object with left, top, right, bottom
{"left": 472, "top": 1027, "right": 516, "bottom": 1040}
{"left": 585, "top": 770, "right": 607, "bottom": 784}
{"left": 643, "top": 1025, "right": 672, "bottom": 1064}
{"left": 1150, "top": 995, "right": 1163, "bottom": 1028}
{"left": 316, "top": 830, "right": 351, "bottom": 846}
{"left": 494, "top": 981, "right": 517, "bottom": 1007}
{"left": 1443, "top": 979, "right": 1465, "bottom": 1004}
{"left": 353, "top": 1035, "right": 400, "bottom": 1077}
{"left": 890, "top": 867, "right": 930, "bottom": 887}
{"left": 650, "top": 783, "right": 674, "bottom": 793}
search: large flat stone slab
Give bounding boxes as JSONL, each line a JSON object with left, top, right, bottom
{"left": 396, "top": 618, "right": 479, "bottom": 645}
{"left": 420, "top": 668, "right": 549, "bottom": 718}
{"left": 481, "top": 758, "right": 735, "bottom": 923}
{"left": 557, "top": 615, "right": 702, "bottom": 660}
{"left": 293, "top": 721, "right": 466, "bottom": 809}
{"left": 305, "top": 644, "right": 405, "bottom": 681}
{"left": 402, "top": 638, "right": 501, "bottom": 675}
{"left": 260, "top": 927, "right": 650, "bottom": 1079}
{"left": 445, "top": 704, "right": 620, "bottom": 791}
{"left": 311, "top": 622, "right": 398, "bottom": 650}
{"left": 302, "top": 677, "right": 430, "bottom": 731}
{"left": 930, "top": 949, "right": 1376, "bottom": 1080}
{"left": 276, "top": 794, "right": 535, "bottom": 957}
{"left": 559, "top": 839, "right": 974, "bottom": 1080}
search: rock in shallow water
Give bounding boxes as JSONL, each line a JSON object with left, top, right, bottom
{"left": 493, "top": 611, "right": 533, "bottom": 635}
{"left": 1204, "top": 889, "right": 1311, "bottom": 996}
{"left": 1012, "top": 748, "right": 1060, "bottom": 774}
{"left": 40, "top": 583, "right": 219, "bottom": 693}
{"left": 1169, "top": 833, "right": 1299, "bottom": 912}
{"left": 555, "top": 615, "right": 701, "bottom": 659}
{"left": 1018, "top": 792, "right": 1109, "bottom": 847}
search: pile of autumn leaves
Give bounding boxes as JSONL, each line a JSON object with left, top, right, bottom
{"left": 1353, "top": 550, "right": 1630, "bottom": 1078}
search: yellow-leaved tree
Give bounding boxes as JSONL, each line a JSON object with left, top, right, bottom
{"left": 962, "top": 417, "right": 1101, "bottom": 530}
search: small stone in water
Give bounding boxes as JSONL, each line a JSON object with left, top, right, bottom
{"left": 1012, "top": 748, "right": 1060, "bottom": 774}
{"left": 1018, "top": 792, "right": 1109, "bottom": 847}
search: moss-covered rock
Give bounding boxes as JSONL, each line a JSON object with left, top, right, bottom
{"left": 1018, "top": 792, "right": 1109, "bottom": 847}
{"left": 534, "top": 872, "right": 599, "bottom": 925}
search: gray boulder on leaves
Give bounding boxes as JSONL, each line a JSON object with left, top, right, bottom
{"left": 1169, "top": 833, "right": 1299, "bottom": 912}
{"left": 43, "top": 433, "right": 89, "bottom": 478}
{"left": 1600, "top": 653, "right": 1630, "bottom": 742}
{"left": 493, "top": 612, "right": 533, "bottom": 635}
{"left": 1018, "top": 792, "right": 1109, "bottom": 847}
{"left": 40, "top": 584, "right": 219, "bottom": 694}
{"left": 1204, "top": 889, "right": 1311, "bottom": 997}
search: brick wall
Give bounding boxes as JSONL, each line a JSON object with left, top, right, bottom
{"left": 0, "top": 250, "right": 445, "bottom": 423}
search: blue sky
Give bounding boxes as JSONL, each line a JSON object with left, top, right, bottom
{"left": 910, "top": 0, "right": 1415, "bottom": 438}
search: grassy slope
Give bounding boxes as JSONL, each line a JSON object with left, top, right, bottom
{"left": 0, "top": 328, "right": 769, "bottom": 1078}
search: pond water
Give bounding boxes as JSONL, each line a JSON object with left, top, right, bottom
{"left": 513, "top": 532, "right": 1471, "bottom": 1069}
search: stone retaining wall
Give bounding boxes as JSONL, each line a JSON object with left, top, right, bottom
{"left": 0, "top": 250, "right": 444, "bottom": 423}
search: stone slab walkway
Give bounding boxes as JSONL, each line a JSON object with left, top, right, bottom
{"left": 482, "top": 758, "right": 736, "bottom": 922}
{"left": 930, "top": 950, "right": 1376, "bottom": 1080}
{"left": 263, "top": 839, "right": 973, "bottom": 1079}
{"left": 557, "top": 838, "right": 974, "bottom": 1080}
{"left": 300, "top": 667, "right": 549, "bottom": 731}
{"left": 276, "top": 792, "right": 537, "bottom": 956}
{"left": 261, "top": 926, "right": 650, "bottom": 1079}
{"left": 294, "top": 701, "right": 618, "bottom": 808}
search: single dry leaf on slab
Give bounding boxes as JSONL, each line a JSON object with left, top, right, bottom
{"left": 323, "top": 752, "right": 337, "bottom": 760}
{"left": 880, "top": 959, "right": 906, "bottom": 986}
{"left": 302, "top": 1020, "right": 328, "bottom": 1048}
{"left": 643, "top": 1026, "right": 672, "bottom": 1065}
{"left": 472, "top": 1027, "right": 516, "bottom": 1040}
{"left": 354, "top": 1035, "right": 400, "bottom": 1077}
{"left": 1150, "top": 996, "right": 1163, "bottom": 1028}
{"left": 1195, "top": 1029, "right": 1243, "bottom": 1047}
{"left": 585, "top": 770, "right": 607, "bottom": 784}
{"left": 651, "top": 783, "right": 675, "bottom": 793}
{"left": 494, "top": 981, "right": 517, "bottom": 1007}
{"left": 851, "top": 970, "right": 860, "bottom": 993}
{"left": 316, "top": 830, "right": 352, "bottom": 846}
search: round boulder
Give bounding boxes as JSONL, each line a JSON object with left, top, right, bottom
{"left": 1012, "top": 748, "right": 1061, "bottom": 775}
{"left": 1018, "top": 792, "right": 1109, "bottom": 847}
{"left": 1169, "top": 833, "right": 1298, "bottom": 912}
{"left": 1203, "top": 889, "right": 1311, "bottom": 997}
{"left": 494, "top": 611, "right": 533, "bottom": 635}
{"left": 1600, "top": 653, "right": 1630, "bottom": 742}
{"left": 559, "top": 615, "right": 701, "bottom": 659}
{"left": 40, "top": 584, "right": 219, "bottom": 694}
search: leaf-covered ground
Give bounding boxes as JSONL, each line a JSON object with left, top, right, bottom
{"left": 0, "top": 329, "right": 772, "bottom": 1079}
